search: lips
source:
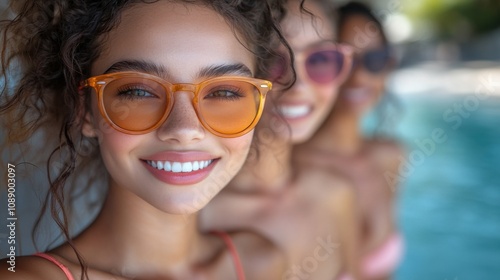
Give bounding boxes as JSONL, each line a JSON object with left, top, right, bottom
{"left": 141, "top": 151, "right": 218, "bottom": 185}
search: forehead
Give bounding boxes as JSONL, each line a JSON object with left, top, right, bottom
{"left": 281, "top": 1, "right": 336, "bottom": 51}
{"left": 339, "top": 14, "right": 384, "bottom": 51}
{"left": 91, "top": 1, "right": 254, "bottom": 80}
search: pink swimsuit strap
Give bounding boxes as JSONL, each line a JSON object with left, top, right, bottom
{"left": 34, "top": 253, "right": 75, "bottom": 280}
{"left": 211, "top": 230, "right": 246, "bottom": 280}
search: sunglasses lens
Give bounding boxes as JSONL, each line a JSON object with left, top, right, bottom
{"left": 103, "top": 77, "right": 168, "bottom": 132}
{"left": 363, "top": 49, "right": 390, "bottom": 73}
{"left": 198, "top": 80, "right": 261, "bottom": 135}
{"left": 305, "top": 50, "right": 344, "bottom": 84}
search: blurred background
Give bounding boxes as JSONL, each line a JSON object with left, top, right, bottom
{"left": 341, "top": 0, "right": 500, "bottom": 279}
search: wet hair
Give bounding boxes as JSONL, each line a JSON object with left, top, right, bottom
{"left": 337, "top": 1, "right": 402, "bottom": 138}
{"left": 0, "top": 0, "right": 291, "bottom": 278}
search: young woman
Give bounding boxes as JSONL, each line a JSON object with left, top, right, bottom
{"left": 199, "top": 1, "right": 362, "bottom": 279}
{"left": 294, "top": 2, "right": 405, "bottom": 279}
{"left": 0, "top": 0, "right": 291, "bottom": 279}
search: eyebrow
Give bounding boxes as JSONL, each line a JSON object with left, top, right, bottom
{"left": 105, "top": 60, "right": 168, "bottom": 77}
{"left": 198, "top": 64, "right": 253, "bottom": 78}
{"left": 104, "top": 60, "right": 253, "bottom": 80}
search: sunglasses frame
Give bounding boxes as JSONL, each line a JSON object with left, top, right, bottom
{"left": 80, "top": 71, "right": 272, "bottom": 138}
{"left": 352, "top": 47, "right": 393, "bottom": 74}
{"left": 294, "top": 42, "right": 354, "bottom": 86}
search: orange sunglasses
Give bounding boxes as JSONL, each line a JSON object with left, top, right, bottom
{"left": 80, "top": 71, "right": 272, "bottom": 137}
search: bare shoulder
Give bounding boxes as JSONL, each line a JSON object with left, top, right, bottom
{"left": 368, "top": 137, "right": 405, "bottom": 156}
{"left": 295, "top": 166, "right": 356, "bottom": 209}
{"left": 297, "top": 165, "right": 353, "bottom": 193}
{"left": 231, "top": 231, "right": 287, "bottom": 279}
{"left": 366, "top": 137, "right": 406, "bottom": 168}
{"left": 0, "top": 255, "right": 69, "bottom": 280}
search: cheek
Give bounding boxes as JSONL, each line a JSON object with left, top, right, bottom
{"left": 374, "top": 76, "right": 386, "bottom": 91}
{"left": 367, "top": 75, "right": 386, "bottom": 100}
{"left": 228, "top": 133, "right": 253, "bottom": 156}
{"left": 98, "top": 131, "right": 141, "bottom": 171}
{"left": 315, "top": 85, "right": 339, "bottom": 105}
{"left": 91, "top": 104, "right": 144, "bottom": 174}
{"left": 100, "top": 132, "right": 137, "bottom": 153}
{"left": 220, "top": 133, "right": 253, "bottom": 171}
{"left": 89, "top": 98, "right": 139, "bottom": 154}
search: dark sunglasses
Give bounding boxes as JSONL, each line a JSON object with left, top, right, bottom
{"left": 352, "top": 47, "right": 392, "bottom": 74}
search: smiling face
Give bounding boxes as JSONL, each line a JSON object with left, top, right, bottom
{"left": 82, "top": 2, "right": 256, "bottom": 214}
{"left": 337, "top": 14, "right": 390, "bottom": 115}
{"left": 276, "top": 1, "right": 339, "bottom": 144}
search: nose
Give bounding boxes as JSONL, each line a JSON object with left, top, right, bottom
{"left": 287, "top": 71, "right": 309, "bottom": 96}
{"left": 156, "top": 91, "right": 205, "bottom": 144}
{"left": 345, "top": 61, "right": 370, "bottom": 87}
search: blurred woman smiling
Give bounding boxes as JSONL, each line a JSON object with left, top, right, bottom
{"left": 294, "top": 2, "right": 405, "bottom": 279}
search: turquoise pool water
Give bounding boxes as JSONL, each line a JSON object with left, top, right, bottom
{"left": 392, "top": 94, "right": 500, "bottom": 280}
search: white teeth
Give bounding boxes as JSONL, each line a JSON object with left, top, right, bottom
{"left": 182, "top": 162, "right": 192, "bottom": 172}
{"left": 172, "top": 162, "right": 182, "bottom": 173}
{"left": 147, "top": 159, "right": 213, "bottom": 173}
{"left": 164, "top": 161, "right": 172, "bottom": 172}
{"left": 278, "top": 105, "right": 310, "bottom": 118}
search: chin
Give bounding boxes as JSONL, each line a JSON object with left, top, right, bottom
{"left": 291, "top": 128, "right": 315, "bottom": 144}
{"left": 160, "top": 196, "right": 212, "bottom": 215}
{"left": 147, "top": 188, "right": 218, "bottom": 215}
{"left": 350, "top": 101, "right": 376, "bottom": 116}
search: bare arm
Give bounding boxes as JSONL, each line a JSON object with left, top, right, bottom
{"left": 372, "top": 140, "right": 406, "bottom": 194}
{"left": 330, "top": 184, "right": 363, "bottom": 280}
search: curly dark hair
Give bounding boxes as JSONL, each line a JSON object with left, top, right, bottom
{"left": 0, "top": 0, "right": 292, "bottom": 278}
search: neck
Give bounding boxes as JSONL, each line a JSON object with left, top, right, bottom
{"left": 76, "top": 182, "right": 214, "bottom": 277}
{"left": 230, "top": 136, "right": 293, "bottom": 194}
{"left": 308, "top": 108, "right": 363, "bottom": 156}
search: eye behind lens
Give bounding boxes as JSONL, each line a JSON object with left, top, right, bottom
{"left": 363, "top": 49, "right": 391, "bottom": 73}
{"left": 198, "top": 81, "right": 260, "bottom": 136}
{"left": 306, "top": 50, "right": 345, "bottom": 84}
{"left": 103, "top": 78, "right": 169, "bottom": 133}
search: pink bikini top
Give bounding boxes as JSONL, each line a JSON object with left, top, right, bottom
{"left": 34, "top": 231, "right": 245, "bottom": 280}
